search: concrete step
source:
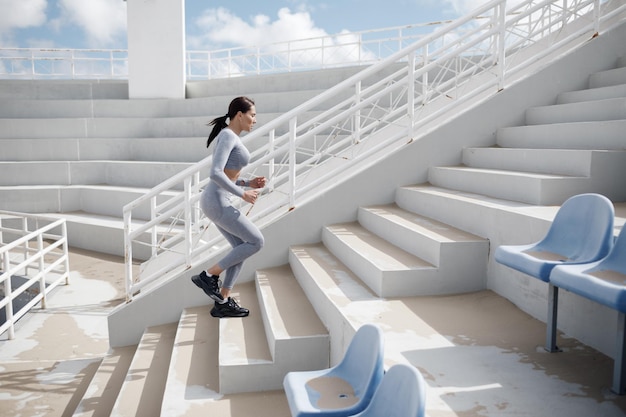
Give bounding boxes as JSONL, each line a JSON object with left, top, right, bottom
{"left": 557, "top": 82, "right": 626, "bottom": 104}
{"left": 217, "top": 270, "right": 329, "bottom": 395}
{"left": 255, "top": 265, "right": 329, "bottom": 373}
{"left": 159, "top": 306, "right": 221, "bottom": 416}
{"left": 589, "top": 66, "right": 626, "bottom": 89}
{"left": 525, "top": 97, "right": 626, "bottom": 125}
{"left": 322, "top": 221, "right": 437, "bottom": 297}
{"left": 0, "top": 111, "right": 310, "bottom": 139}
{"left": 0, "top": 185, "right": 176, "bottom": 219}
{"left": 428, "top": 166, "right": 593, "bottom": 205}
{"left": 0, "top": 80, "right": 129, "bottom": 100}
{"left": 111, "top": 322, "right": 177, "bottom": 417}
{"left": 462, "top": 147, "right": 626, "bottom": 177}
{"left": 496, "top": 119, "right": 626, "bottom": 150}
{"left": 41, "top": 210, "right": 167, "bottom": 259}
{"left": 72, "top": 345, "right": 138, "bottom": 417}
{"left": 185, "top": 64, "right": 404, "bottom": 98}
{"left": 288, "top": 243, "right": 375, "bottom": 364}
{"left": 357, "top": 204, "right": 488, "bottom": 284}
{"left": 0, "top": 137, "right": 208, "bottom": 162}
{"left": 394, "top": 184, "right": 555, "bottom": 240}
{"left": 0, "top": 160, "right": 199, "bottom": 188}
{"left": 0, "top": 89, "right": 328, "bottom": 119}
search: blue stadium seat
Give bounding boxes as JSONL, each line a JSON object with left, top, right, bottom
{"left": 495, "top": 193, "right": 614, "bottom": 282}
{"left": 550, "top": 225, "right": 626, "bottom": 394}
{"left": 494, "top": 193, "right": 615, "bottom": 352}
{"left": 350, "top": 364, "right": 427, "bottom": 417}
{"left": 283, "top": 323, "right": 385, "bottom": 417}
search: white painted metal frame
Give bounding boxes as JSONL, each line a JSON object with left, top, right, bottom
{"left": 0, "top": 211, "right": 70, "bottom": 339}
{"left": 122, "top": 0, "right": 624, "bottom": 302}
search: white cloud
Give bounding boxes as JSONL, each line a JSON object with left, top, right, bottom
{"left": 58, "top": 0, "right": 126, "bottom": 47}
{"left": 189, "top": 7, "right": 327, "bottom": 50}
{"left": 441, "top": 0, "right": 486, "bottom": 15}
{"left": 0, "top": 0, "right": 47, "bottom": 33}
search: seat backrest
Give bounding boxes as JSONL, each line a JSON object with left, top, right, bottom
{"left": 354, "top": 364, "right": 427, "bottom": 417}
{"left": 537, "top": 193, "right": 614, "bottom": 263}
{"left": 334, "top": 324, "right": 385, "bottom": 400}
{"left": 595, "top": 225, "right": 626, "bottom": 274}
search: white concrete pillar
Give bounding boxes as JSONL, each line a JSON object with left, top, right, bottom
{"left": 126, "top": 0, "right": 186, "bottom": 99}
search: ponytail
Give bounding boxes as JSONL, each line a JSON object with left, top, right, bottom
{"left": 206, "top": 96, "right": 255, "bottom": 148}
{"left": 207, "top": 114, "right": 229, "bottom": 148}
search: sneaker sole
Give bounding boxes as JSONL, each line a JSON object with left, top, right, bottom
{"left": 191, "top": 275, "right": 223, "bottom": 302}
{"left": 210, "top": 307, "right": 249, "bottom": 318}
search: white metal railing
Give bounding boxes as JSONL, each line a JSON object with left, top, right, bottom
{"left": 0, "top": 48, "right": 128, "bottom": 80}
{"left": 0, "top": 22, "right": 450, "bottom": 81}
{"left": 122, "top": 0, "right": 625, "bottom": 302}
{"left": 0, "top": 212, "right": 70, "bottom": 339}
{"left": 185, "top": 20, "right": 453, "bottom": 79}
{"left": 0, "top": 21, "right": 450, "bottom": 81}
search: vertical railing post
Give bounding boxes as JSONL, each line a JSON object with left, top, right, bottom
{"left": 496, "top": 0, "right": 507, "bottom": 91}
{"left": 354, "top": 81, "right": 362, "bottom": 144}
{"left": 21, "top": 217, "right": 29, "bottom": 277}
{"left": 288, "top": 118, "right": 297, "bottom": 209}
{"left": 3, "top": 253, "right": 14, "bottom": 339}
{"left": 268, "top": 129, "right": 276, "bottom": 192}
{"left": 123, "top": 209, "right": 133, "bottom": 302}
{"left": 30, "top": 50, "right": 35, "bottom": 80}
{"left": 407, "top": 51, "right": 416, "bottom": 139}
{"left": 62, "top": 220, "right": 69, "bottom": 285}
{"left": 422, "top": 44, "right": 429, "bottom": 106}
{"left": 593, "top": 0, "right": 601, "bottom": 35}
{"left": 37, "top": 233, "right": 46, "bottom": 309}
{"left": 192, "top": 172, "right": 201, "bottom": 236}
{"left": 150, "top": 196, "right": 157, "bottom": 258}
{"left": 184, "top": 176, "right": 193, "bottom": 268}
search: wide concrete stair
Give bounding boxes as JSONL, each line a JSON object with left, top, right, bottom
{"left": 68, "top": 54, "right": 626, "bottom": 416}
{"left": 427, "top": 56, "right": 626, "bottom": 206}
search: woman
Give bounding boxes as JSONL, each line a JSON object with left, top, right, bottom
{"left": 191, "top": 96, "right": 266, "bottom": 318}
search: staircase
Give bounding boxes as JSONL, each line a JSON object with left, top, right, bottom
{"left": 67, "top": 48, "right": 626, "bottom": 415}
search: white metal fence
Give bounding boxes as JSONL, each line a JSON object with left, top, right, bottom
{"left": 0, "top": 212, "right": 70, "bottom": 339}
{"left": 121, "top": 0, "right": 625, "bottom": 302}
{"left": 0, "top": 21, "right": 452, "bottom": 81}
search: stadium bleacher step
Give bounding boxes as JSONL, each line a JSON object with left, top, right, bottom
{"left": 218, "top": 269, "right": 329, "bottom": 394}
{"left": 557, "top": 82, "right": 626, "bottom": 104}
{"left": 525, "top": 97, "right": 626, "bottom": 125}
{"left": 110, "top": 322, "right": 177, "bottom": 417}
{"left": 72, "top": 345, "right": 138, "bottom": 417}
{"left": 496, "top": 119, "right": 626, "bottom": 150}
{"left": 159, "top": 305, "right": 221, "bottom": 415}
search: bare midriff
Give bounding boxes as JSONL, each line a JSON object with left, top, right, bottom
{"left": 224, "top": 168, "right": 241, "bottom": 182}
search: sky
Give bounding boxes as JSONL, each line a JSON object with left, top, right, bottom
{"left": 0, "top": 0, "right": 488, "bottom": 51}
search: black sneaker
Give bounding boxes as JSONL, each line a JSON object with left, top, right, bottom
{"left": 210, "top": 297, "right": 249, "bottom": 318}
{"left": 191, "top": 271, "right": 223, "bottom": 301}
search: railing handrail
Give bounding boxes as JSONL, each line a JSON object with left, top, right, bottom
{"left": 121, "top": 0, "right": 623, "bottom": 301}
{"left": 0, "top": 211, "right": 70, "bottom": 340}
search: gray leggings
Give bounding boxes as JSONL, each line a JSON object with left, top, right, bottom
{"left": 200, "top": 182, "right": 264, "bottom": 289}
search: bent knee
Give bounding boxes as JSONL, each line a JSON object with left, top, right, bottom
{"left": 253, "top": 234, "right": 265, "bottom": 251}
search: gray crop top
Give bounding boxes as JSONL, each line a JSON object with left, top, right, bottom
{"left": 210, "top": 128, "right": 251, "bottom": 198}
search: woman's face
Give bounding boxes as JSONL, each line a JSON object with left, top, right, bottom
{"left": 240, "top": 106, "right": 257, "bottom": 132}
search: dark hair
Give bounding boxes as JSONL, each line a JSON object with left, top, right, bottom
{"left": 207, "top": 96, "right": 255, "bottom": 148}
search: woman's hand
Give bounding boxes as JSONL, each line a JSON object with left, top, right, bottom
{"left": 242, "top": 189, "right": 259, "bottom": 204}
{"left": 249, "top": 176, "right": 266, "bottom": 189}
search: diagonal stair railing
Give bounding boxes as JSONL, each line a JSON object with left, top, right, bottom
{"left": 122, "top": 0, "right": 625, "bottom": 302}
